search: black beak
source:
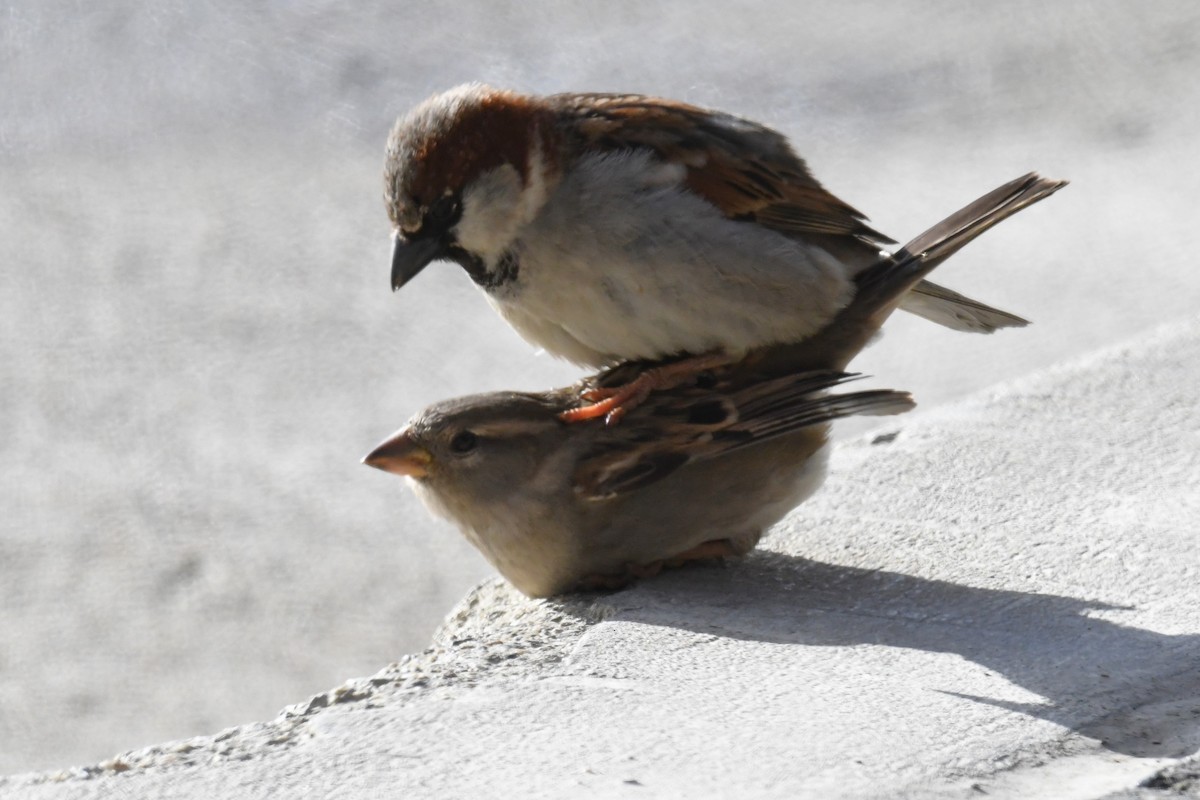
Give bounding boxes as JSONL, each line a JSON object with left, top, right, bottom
{"left": 391, "top": 235, "right": 444, "bottom": 292}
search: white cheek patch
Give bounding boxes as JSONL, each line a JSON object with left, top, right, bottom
{"left": 454, "top": 144, "right": 555, "bottom": 269}
{"left": 455, "top": 164, "right": 525, "bottom": 263}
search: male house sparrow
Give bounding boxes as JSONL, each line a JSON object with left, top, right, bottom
{"left": 365, "top": 173, "right": 1065, "bottom": 597}
{"left": 384, "top": 84, "right": 1040, "bottom": 419}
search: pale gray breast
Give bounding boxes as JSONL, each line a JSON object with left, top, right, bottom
{"left": 511, "top": 149, "right": 856, "bottom": 361}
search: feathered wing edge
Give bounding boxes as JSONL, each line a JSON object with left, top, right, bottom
{"left": 574, "top": 370, "right": 913, "bottom": 499}
{"left": 722, "top": 372, "right": 914, "bottom": 449}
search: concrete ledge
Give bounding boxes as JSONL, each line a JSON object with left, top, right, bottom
{"left": 6, "top": 319, "right": 1200, "bottom": 799}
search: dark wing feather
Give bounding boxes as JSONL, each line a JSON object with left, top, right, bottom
{"left": 572, "top": 370, "right": 913, "bottom": 499}
{"left": 548, "top": 93, "right": 894, "bottom": 248}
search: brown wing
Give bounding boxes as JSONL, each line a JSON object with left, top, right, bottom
{"left": 548, "top": 92, "right": 894, "bottom": 247}
{"left": 571, "top": 370, "right": 913, "bottom": 499}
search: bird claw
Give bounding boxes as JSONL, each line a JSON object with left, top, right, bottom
{"left": 580, "top": 386, "right": 619, "bottom": 403}
{"left": 559, "top": 351, "right": 733, "bottom": 425}
{"left": 559, "top": 380, "right": 652, "bottom": 425}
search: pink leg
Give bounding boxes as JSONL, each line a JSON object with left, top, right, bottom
{"left": 560, "top": 351, "right": 733, "bottom": 425}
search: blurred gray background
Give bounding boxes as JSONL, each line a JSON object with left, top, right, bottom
{"left": 2, "top": 0, "right": 1197, "bottom": 775}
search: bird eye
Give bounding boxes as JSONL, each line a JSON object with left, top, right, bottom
{"left": 449, "top": 430, "right": 478, "bottom": 454}
{"left": 428, "top": 195, "right": 460, "bottom": 226}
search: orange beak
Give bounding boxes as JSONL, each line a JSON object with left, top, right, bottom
{"left": 362, "top": 429, "right": 433, "bottom": 478}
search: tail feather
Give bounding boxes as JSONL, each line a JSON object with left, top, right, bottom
{"left": 744, "top": 173, "right": 1067, "bottom": 376}
{"left": 903, "top": 173, "right": 1067, "bottom": 265}
{"left": 901, "top": 279, "right": 1029, "bottom": 333}
{"left": 855, "top": 173, "right": 1066, "bottom": 335}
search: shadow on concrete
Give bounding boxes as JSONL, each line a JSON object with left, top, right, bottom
{"left": 578, "top": 550, "right": 1200, "bottom": 759}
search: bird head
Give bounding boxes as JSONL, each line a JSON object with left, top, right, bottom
{"left": 362, "top": 391, "right": 570, "bottom": 521}
{"left": 383, "top": 84, "right": 558, "bottom": 291}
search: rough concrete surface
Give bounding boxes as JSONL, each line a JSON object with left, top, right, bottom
{"left": 4, "top": 0, "right": 1200, "bottom": 780}
{"left": 4, "top": 318, "right": 1197, "bottom": 799}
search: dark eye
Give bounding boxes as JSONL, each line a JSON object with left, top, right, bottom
{"left": 428, "top": 195, "right": 460, "bottom": 226}
{"left": 449, "top": 430, "right": 478, "bottom": 454}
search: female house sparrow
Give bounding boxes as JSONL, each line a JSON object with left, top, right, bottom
{"left": 383, "top": 84, "right": 1045, "bottom": 418}
{"left": 365, "top": 173, "right": 1065, "bottom": 597}
{"left": 364, "top": 369, "right": 913, "bottom": 598}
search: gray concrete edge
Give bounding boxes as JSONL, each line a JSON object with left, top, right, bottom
{"left": 4, "top": 318, "right": 1199, "bottom": 798}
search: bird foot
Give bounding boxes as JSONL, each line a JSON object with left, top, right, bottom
{"left": 661, "top": 538, "right": 739, "bottom": 567}
{"left": 559, "top": 352, "right": 733, "bottom": 425}
{"left": 575, "top": 539, "right": 738, "bottom": 592}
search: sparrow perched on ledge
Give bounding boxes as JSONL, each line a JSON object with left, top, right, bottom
{"left": 365, "top": 173, "right": 1066, "bottom": 597}
{"left": 365, "top": 369, "right": 913, "bottom": 598}
{"left": 383, "top": 84, "right": 1042, "bottom": 419}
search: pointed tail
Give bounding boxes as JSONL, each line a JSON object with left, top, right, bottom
{"left": 747, "top": 173, "right": 1068, "bottom": 376}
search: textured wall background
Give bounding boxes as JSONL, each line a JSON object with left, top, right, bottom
{"left": 2, "top": 0, "right": 1197, "bottom": 775}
